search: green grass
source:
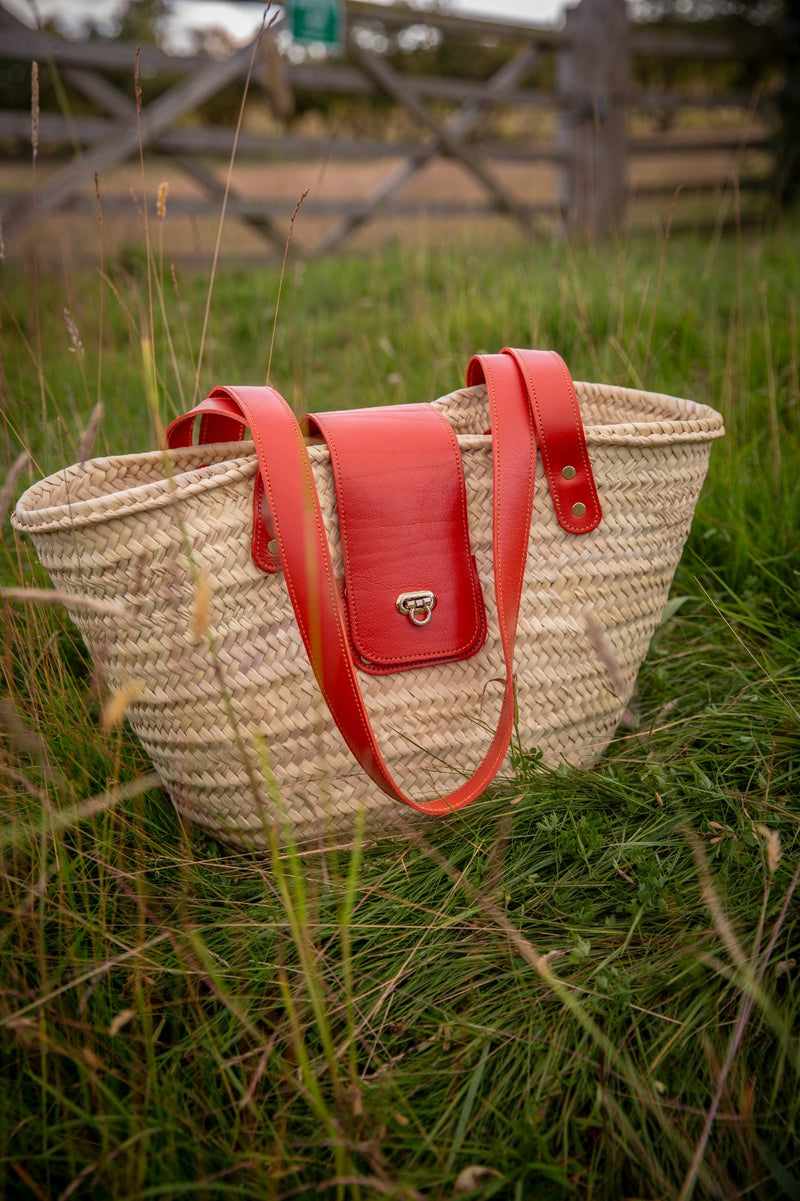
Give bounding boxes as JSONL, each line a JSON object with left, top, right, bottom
{"left": 0, "top": 208, "right": 798, "bottom": 1200}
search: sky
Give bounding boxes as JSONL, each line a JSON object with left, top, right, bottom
{"left": 4, "top": 0, "right": 568, "bottom": 51}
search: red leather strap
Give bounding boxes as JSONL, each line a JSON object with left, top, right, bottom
{"left": 506, "top": 348, "right": 602, "bottom": 532}
{"left": 467, "top": 348, "right": 602, "bottom": 534}
{"left": 465, "top": 354, "right": 538, "bottom": 632}
{"left": 164, "top": 367, "right": 536, "bottom": 815}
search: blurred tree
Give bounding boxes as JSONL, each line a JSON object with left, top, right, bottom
{"left": 630, "top": 0, "right": 777, "bottom": 17}
{"left": 630, "top": 0, "right": 798, "bottom": 206}
{"left": 113, "top": 0, "right": 170, "bottom": 45}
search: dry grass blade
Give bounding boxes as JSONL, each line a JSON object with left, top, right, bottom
{"left": 190, "top": 569, "right": 212, "bottom": 642}
{"left": 266, "top": 189, "right": 308, "bottom": 385}
{"left": 30, "top": 61, "right": 39, "bottom": 159}
{"left": 0, "top": 696, "right": 51, "bottom": 762}
{"left": 0, "top": 587, "right": 129, "bottom": 618}
{"left": 101, "top": 682, "right": 144, "bottom": 730}
{"left": 108, "top": 1008, "right": 136, "bottom": 1037}
{"left": 75, "top": 401, "right": 103, "bottom": 462}
{"left": 0, "top": 450, "right": 31, "bottom": 521}
{"left": 0, "top": 771, "right": 162, "bottom": 851}
{"left": 319, "top": 1178, "right": 424, "bottom": 1199}
{"left": 755, "top": 824, "right": 781, "bottom": 874}
{"left": 584, "top": 605, "right": 635, "bottom": 726}
{"left": 687, "top": 830, "right": 751, "bottom": 977}
{"left": 192, "top": 12, "right": 273, "bottom": 407}
{"left": 678, "top": 855, "right": 800, "bottom": 1201}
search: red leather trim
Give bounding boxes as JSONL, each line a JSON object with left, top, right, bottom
{"left": 502, "top": 348, "right": 602, "bottom": 534}
{"left": 303, "top": 405, "right": 486, "bottom": 674}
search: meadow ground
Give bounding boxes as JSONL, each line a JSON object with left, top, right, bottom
{"left": 0, "top": 199, "right": 798, "bottom": 1199}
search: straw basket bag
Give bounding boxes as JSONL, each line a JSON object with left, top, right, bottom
{"left": 13, "top": 349, "right": 723, "bottom": 848}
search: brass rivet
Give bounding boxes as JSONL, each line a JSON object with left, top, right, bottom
{"left": 268, "top": 539, "right": 279, "bottom": 555}
{"left": 562, "top": 465, "right": 576, "bottom": 480}
{"left": 572, "top": 501, "right": 586, "bottom": 517}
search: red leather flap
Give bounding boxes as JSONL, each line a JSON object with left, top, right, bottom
{"left": 302, "top": 405, "right": 486, "bottom": 675}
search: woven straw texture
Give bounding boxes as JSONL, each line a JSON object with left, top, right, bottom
{"left": 13, "top": 381, "right": 723, "bottom": 848}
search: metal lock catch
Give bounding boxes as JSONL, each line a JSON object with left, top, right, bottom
{"left": 396, "top": 590, "right": 437, "bottom": 627}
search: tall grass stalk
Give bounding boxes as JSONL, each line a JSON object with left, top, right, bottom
{"left": 191, "top": 13, "right": 269, "bottom": 409}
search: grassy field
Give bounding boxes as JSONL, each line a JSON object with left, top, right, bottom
{"left": 0, "top": 202, "right": 798, "bottom": 1200}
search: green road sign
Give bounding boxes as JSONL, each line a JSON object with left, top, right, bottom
{"left": 290, "top": 0, "right": 345, "bottom": 49}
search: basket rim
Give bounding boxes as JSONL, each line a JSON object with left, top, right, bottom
{"left": 12, "top": 382, "right": 724, "bottom": 536}
{"left": 12, "top": 442, "right": 259, "bottom": 534}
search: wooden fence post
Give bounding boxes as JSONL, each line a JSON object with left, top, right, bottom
{"left": 556, "top": 0, "right": 630, "bottom": 240}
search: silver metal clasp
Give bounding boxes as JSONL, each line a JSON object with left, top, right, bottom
{"left": 396, "top": 590, "right": 437, "bottom": 627}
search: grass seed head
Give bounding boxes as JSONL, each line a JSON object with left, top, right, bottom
{"left": 76, "top": 402, "right": 103, "bottom": 463}
{"left": 101, "top": 682, "right": 144, "bottom": 730}
{"left": 63, "top": 308, "right": 84, "bottom": 358}
{"left": 755, "top": 824, "right": 781, "bottom": 874}
{"left": 456, "top": 1166, "right": 502, "bottom": 1193}
{"left": 31, "top": 62, "right": 39, "bottom": 157}
{"left": 190, "top": 571, "right": 212, "bottom": 641}
{"left": 157, "top": 179, "right": 169, "bottom": 219}
{"left": 109, "top": 1009, "right": 136, "bottom": 1037}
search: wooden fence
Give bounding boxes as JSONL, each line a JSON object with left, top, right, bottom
{"left": 0, "top": 0, "right": 782, "bottom": 259}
